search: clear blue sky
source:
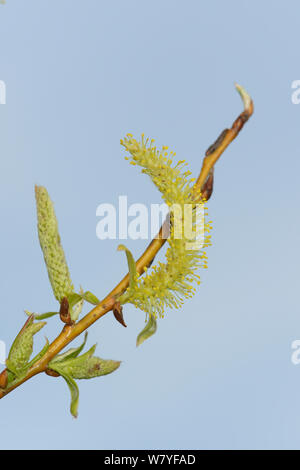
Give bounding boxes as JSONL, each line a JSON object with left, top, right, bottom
{"left": 0, "top": 0, "right": 300, "bottom": 450}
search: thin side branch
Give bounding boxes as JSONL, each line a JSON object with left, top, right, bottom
{"left": 0, "top": 84, "right": 253, "bottom": 400}
{"left": 194, "top": 83, "right": 254, "bottom": 193}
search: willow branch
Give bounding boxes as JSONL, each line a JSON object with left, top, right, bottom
{"left": 0, "top": 84, "right": 253, "bottom": 399}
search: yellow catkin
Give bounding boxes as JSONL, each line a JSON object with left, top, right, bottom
{"left": 120, "top": 135, "right": 212, "bottom": 318}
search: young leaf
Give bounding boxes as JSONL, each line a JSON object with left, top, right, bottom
{"left": 136, "top": 315, "right": 157, "bottom": 347}
{"left": 50, "top": 345, "right": 96, "bottom": 375}
{"left": 6, "top": 318, "right": 46, "bottom": 376}
{"left": 70, "top": 297, "right": 84, "bottom": 322}
{"left": 67, "top": 293, "right": 83, "bottom": 309}
{"left": 117, "top": 244, "right": 138, "bottom": 304}
{"left": 50, "top": 332, "right": 88, "bottom": 364}
{"left": 117, "top": 245, "right": 137, "bottom": 290}
{"left": 25, "top": 310, "right": 59, "bottom": 320}
{"left": 81, "top": 358, "right": 121, "bottom": 378}
{"left": 82, "top": 291, "right": 100, "bottom": 305}
{"left": 6, "top": 370, "right": 16, "bottom": 386}
{"left": 64, "top": 293, "right": 84, "bottom": 322}
{"left": 59, "top": 371, "right": 80, "bottom": 418}
{"left": 26, "top": 338, "right": 50, "bottom": 369}
{"left": 71, "top": 357, "right": 121, "bottom": 379}
{"left": 49, "top": 344, "right": 121, "bottom": 380}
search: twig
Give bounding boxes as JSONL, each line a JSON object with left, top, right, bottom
{"left": 0, "top": 84, "right": 253, "bottom": 399}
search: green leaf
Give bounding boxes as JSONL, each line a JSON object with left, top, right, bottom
{"left": 50, "top": 332, "right": 88, "bottom": 365}
{"left": 79, "top": 357, "right": 121, "bottom": 378}
{"left": 117, "top": 245, "right": 138, "bottom": 304}
{"left": 117, "top": 245, "right": 137, "bottom": 290}
{"left": 71, "top": 356, "right": 121, "bottom": 379}
{"left": 26, "top": 338, "right": 50, "bottom": 369}
{"left": 25, "top": 310, "right": 59, "bottom": 320}
{"left": 50, "top": 345, "right": 96, "bottom": 375}
{"left": 6, "top": 317, "right": 46, "bottom": 376}
{"left": 50, "top": 343, "right": 121, "bottom": 380}
{"left": 64, "top": 293, "right": 85, "bottom": 322}
{"left": 59, "top": 371, "right": 80, "bottom": 418}
{"left": 6, "top": 370, "right": 16, "bottom": 386}
{"left": 136, "top": 315, "right": 157, "bottom": 347}
{"left": 82, "top": 291, "right": 100, "bottom": 305}
{"left": 67, "top": 293, "right": 83, "bottom": 309}
{"left": 70, "top": 297, "right": 84, "bottom": 322}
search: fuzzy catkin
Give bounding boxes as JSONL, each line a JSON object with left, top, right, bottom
{"left": 120, "top": 135, "right": 212, "bottom": 318}
{"left": 35, "top": 186, "right": 74, "bottom": 302}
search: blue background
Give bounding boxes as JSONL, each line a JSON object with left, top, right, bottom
{"left": 0, "top": 0, "right": 299, "bottom": 450}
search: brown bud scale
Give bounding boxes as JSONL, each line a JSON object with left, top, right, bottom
{"left": 0, "top": 369, "right": 8, "bottom": 389}
{"left": 113, "top": 302, "right": 127, "bottom": 328}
